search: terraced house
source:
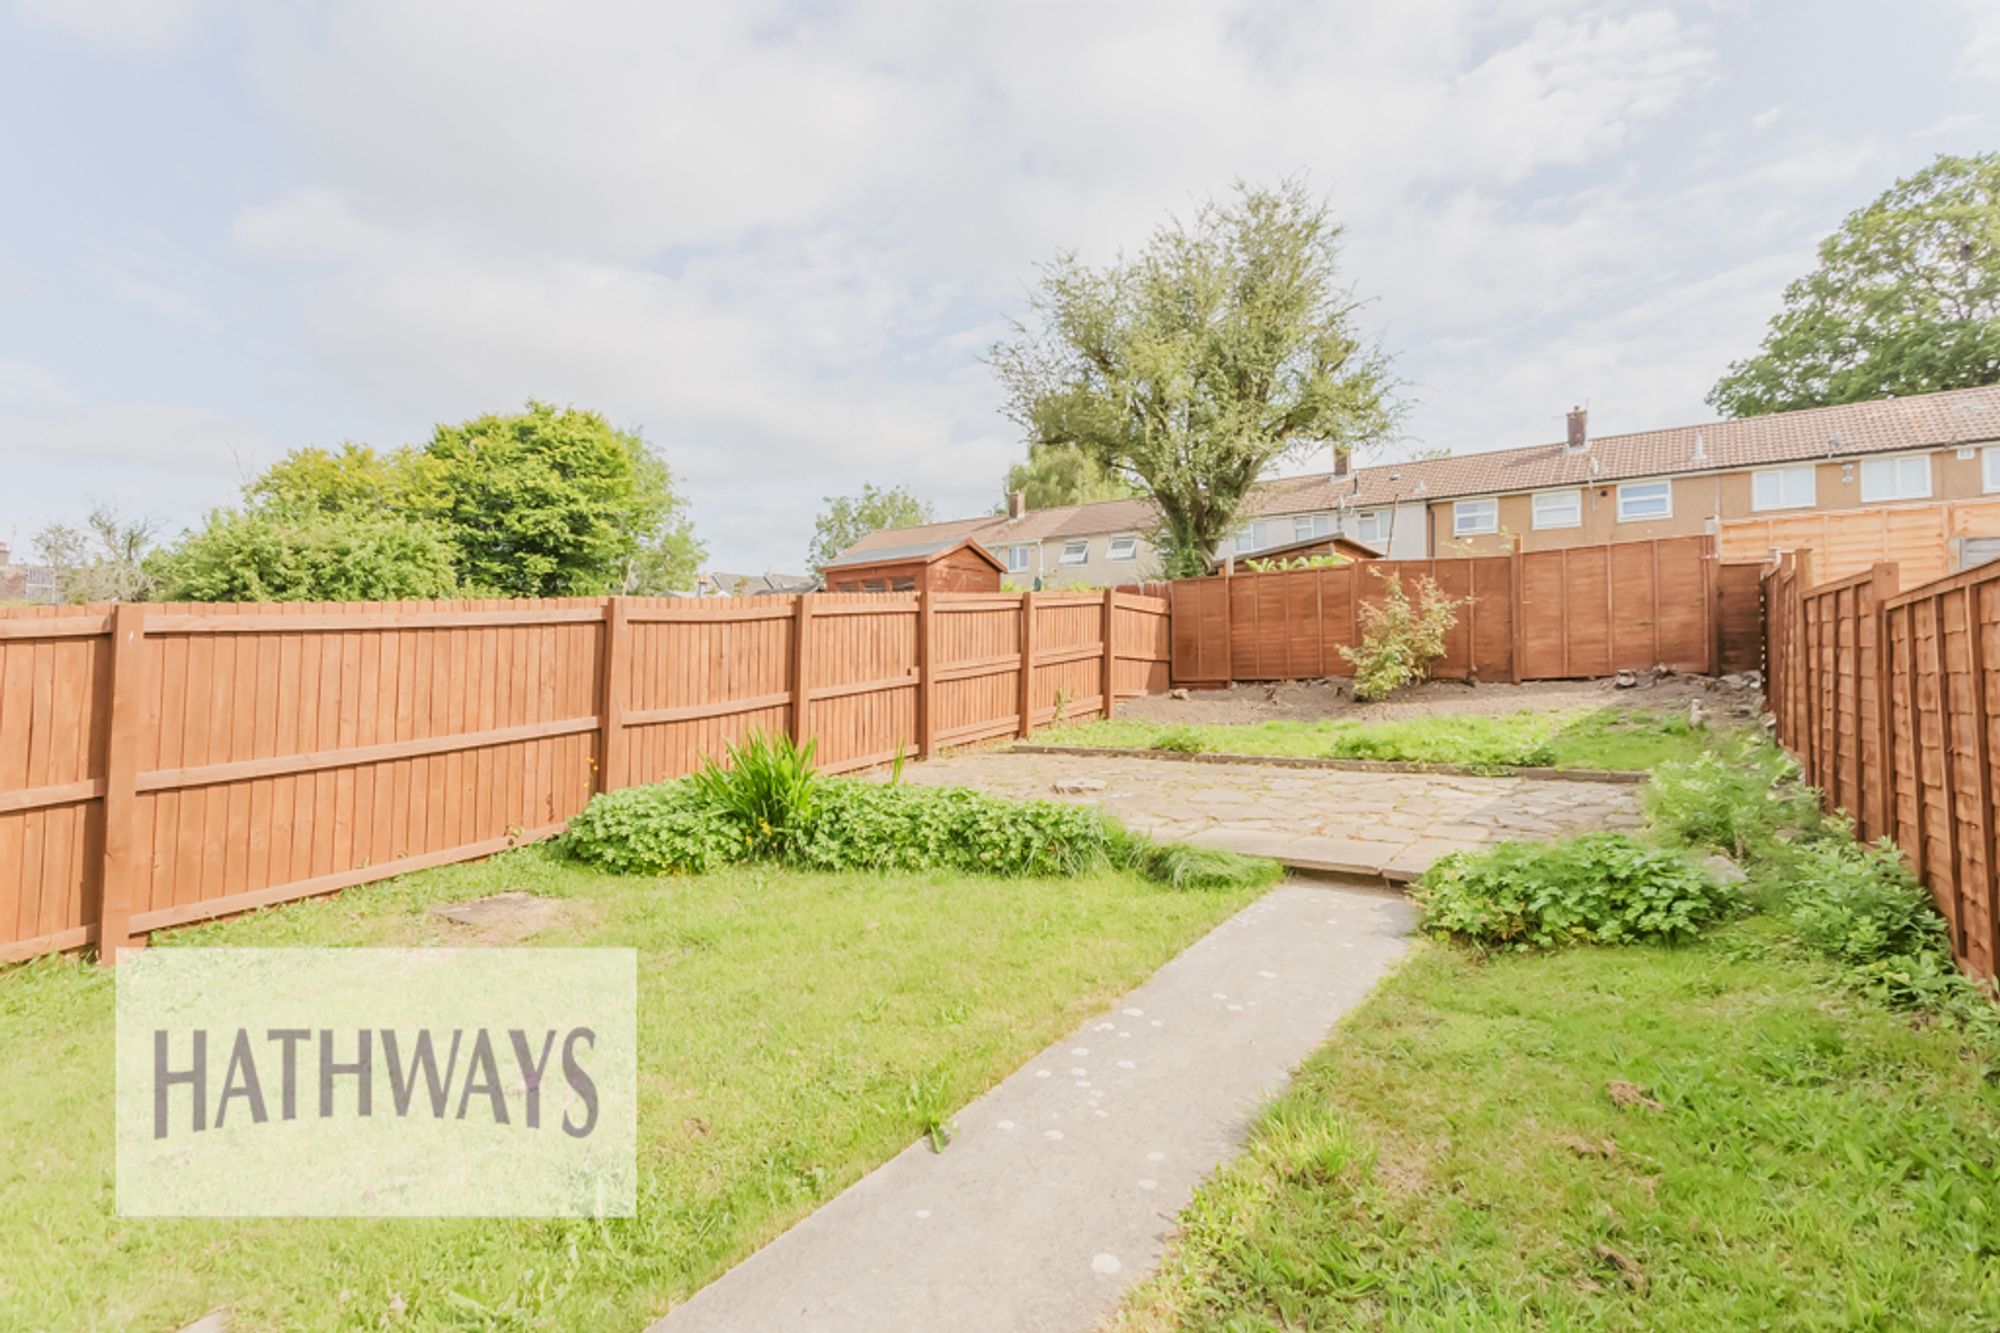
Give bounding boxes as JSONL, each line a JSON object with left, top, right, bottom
{"left": 838, "top": 385, "right": 2000, "bottom": 586}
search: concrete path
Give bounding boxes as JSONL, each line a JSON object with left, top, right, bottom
{"left": 649, "top": 881, "right": 1417, "bottom": 1333}
{"left": 899, "top": 750, "right": 1643, "bottom": 882}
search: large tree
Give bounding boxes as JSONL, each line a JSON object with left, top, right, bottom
{"left": 997, "top": 443, "right": 1138, "bottom": 512}
{"left": 410, "top": 402, "right": 699, "bottom": 596}
{"left": 807, "top": 483, "right": 933, "bottom": 571}
{"left": 993, "top": 182, "right": 1394, "bottom": 576}
{"left": 1710, "top": 153, "right": 2000, "bottom": 418}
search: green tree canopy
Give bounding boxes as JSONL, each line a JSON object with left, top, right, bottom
{"left": 241, "top": 442, "right": 422, "bottom": 519}
{"left": 412, "top": 402, "right": 698, "bottom": 597}
{"left": 807, "top": 483, "right": 933, "bottom": 571}
{"left": 997, "top": 443, "right": 1139, "bottom": 512}
{"left": 1709, "top": 153, "right": 2000, "bottom": 418}
{"left": 151, "top": 402, "right": 705, "bottom": 602}
{"left": 150, "top": 510, "right": 459, "bottom": 602}
{"left": 992, "top": 182, "right": 1394, "bottom": 577}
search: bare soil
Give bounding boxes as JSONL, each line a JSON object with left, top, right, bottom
{"left": 1118, "top": 673, "right": 1766, "bottom": 726}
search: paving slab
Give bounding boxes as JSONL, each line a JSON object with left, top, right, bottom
{"left": 648, "top": 881, "right": 1417, "bottom": 1333}
{"left": 895, "top": 750, "right": 1642, "bottom": 882}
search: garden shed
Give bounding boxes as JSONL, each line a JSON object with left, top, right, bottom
{"left": 822, "top": 536, "right": 1007, "bottom": 593}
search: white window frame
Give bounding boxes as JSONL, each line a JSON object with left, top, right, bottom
{"left": 1859, "top": 452, "right": 1932, "bottom": 503}
{"left": 1531, "top": 489, "right": 1582, "bottom": 530}
{"left": 1353, "top": 509, "right": 1388, "bottom": 547}
{"left": 1453, "top": 498, "right": 1498, "bottom": 536}
{"left": 1007, "top": 544, "right": 1032, "bottom": 573}
{"left": 1291, "top": 513, "right": 1331, "bottom": 543}
{"left": 1107, "top": 533, "right": 1138, "bottom": 562}
{"left": 1751, "top": 464, "right": 1816, "bottom": 512}
{"left": 1982, "top": 447, "right": 2000, "bottom": 494}
{"left": 1058, "top": 539, "right": 1089, "bottom": 565}
{"left": 1616, "top": 480, "right": 1673, "bottom": 523}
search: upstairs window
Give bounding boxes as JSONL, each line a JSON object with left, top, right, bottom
{"left": 1532, "top": 489, "right": 1581, "bottom": 529}
{"left": 1007, "top": 545, "right": 1032, "bottom": 573}
{"left": 1453, "top": 498, "right": 1497, "bottom": 536}
{"left": 1984, "top": 447, "right": 2000, "bottom": 493}
{"left": 1292, "top": 513, "right": 1332, "bottom": 542}
{"left": 1108, "top": 533, "right": 1138, "bottom": 561}
{"left": 1059, "top": 539, "right": 1089, "bottom": 565}
{"left": 1616, "top": 481, "right": 1672, "bottom": 522}
{"left": 1752, "top": 465, "right": 1816, "bottom": 511}
{"left": 1353, "top": 509, "right": 1388, "bottom": 546}
{"left": 1860, "top": 453, "right": 1931, "bottom": 502}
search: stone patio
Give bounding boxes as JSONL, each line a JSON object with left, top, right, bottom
{"left": 899, "top": 750, "right": 1644, "bottom": 881}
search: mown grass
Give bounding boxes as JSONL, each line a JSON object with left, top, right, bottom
{"left": 1043, "top": 706, "right": 1728, "bottom": 772}
{"left": 1114, "top": 922, "right": 2000, "bottom": 1331}
{"left": 0, "top": 846, "right": 1262, "bottom": 1331}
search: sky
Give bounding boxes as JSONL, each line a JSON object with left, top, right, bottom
{"left": 1, "top": 1, "right": 1995, "bottom": 577}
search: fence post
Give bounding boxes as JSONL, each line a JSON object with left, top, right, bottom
{"left": 1870, "top": 564, "right": 1900, "bottom": 844}
{"left": 1508, "top": 538, "right": 1525, "bottom": 682}
{"left": 790, "top": 593, "right": 815, "bottom": 747}
{"left": 1101, "top": 587, "right": 1117, "bottom": 719}
{"left": 597, "top": 596, "right": 630, "bottom": 793}
{"left": 916, "top": 590, "right": 936, "bottom": 760}
{"left": 1018, "top": 590, "right": 1037, "bottom": 738}
{"left": 96, "top": 602, "right": 149, "bottom": 965}
{"left": 1958, "top": 573, "right": 1998, "bottom": 973}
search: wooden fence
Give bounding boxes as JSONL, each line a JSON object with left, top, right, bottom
{"left": 0, "top": 589, "right": 1170, "bottom": 964}
{"left": 1765, "top": 550, "right": 2000, "bottom": 981}
{"left": 1170, "top": 536, "right": 1751, "bottom": 685}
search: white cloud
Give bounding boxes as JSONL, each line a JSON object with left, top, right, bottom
{"left": 22, "top": 1, "right": 1972, "bottom": 574}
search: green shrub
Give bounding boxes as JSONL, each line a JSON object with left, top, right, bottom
{"left": 1415, "top": 833, "right": 1736, "bottom": 950}
{"left": 1151, "top": 726, "right": 1209, "bottom": 754}
{"left": 1643, "top": 745, "right": 1818, "bottom": 859}
{"left": 1339, "top": 572, "right": 1464, "bottom": 702}
{"left": 1107, "top": 833, "right": 1284, "bottom": 891}
{"left": 789, "top": 782, "right": 1111, "bottom": 877}
{"left": 684, "top": 731, "right": 821, "bottom": 855}
{"left": 1784, "top": 839, "right": 1946, "bottom": 965}
{"left": 557, "top": 782, "right": 747, "bottom": 875}
{"left": 1324, "top": 720, "right": 1556, "bottom": 771}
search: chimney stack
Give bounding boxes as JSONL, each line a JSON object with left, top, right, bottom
{"left": 1565, "top": 406, "right": 1588, "bottom": 454}
{"left": 1332, "top": 446, "right": 1349, "bottom": 478}
{"left": 1006, "top": 489, "right": 1026, "bottom": 520}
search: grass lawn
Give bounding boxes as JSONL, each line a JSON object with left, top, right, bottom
{"left": 1114, "top": 921, "right": 2000, "bottom": 1331}
{"left": 1041, "top": 706, "right": 1728, "bottom": 772}
{"left": 0, "top": 846, "right": 1262, "bottom": 1331}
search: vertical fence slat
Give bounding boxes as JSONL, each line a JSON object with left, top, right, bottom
{"left": 95, "top": 603, "right": 149, "bottom": 962}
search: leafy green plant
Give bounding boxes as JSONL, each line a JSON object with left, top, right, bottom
{"left": 1783, "top": 838, "right": 1945, "bottom": 965}
{"left": 1415, "top": 833, "right": 1736, "bottom": 950}
{"left": 1644, "top": 744, "right": 1819, "bottom": 859}
{"left": 1106, "top": 827, "right": 1284, "bottom": 891}
{"left": 684, "top": 731, "right": 821, "bottom": 855}
{"left": 789, "top": 782, "right": 1110, "bottom": 877}
{"left": 1150, "top": 726, "right": 1209, "bottom": 754}
{"left": 1338, "top": 572, "right": 1464, "bottom": 701}
{"left": 556, "top": 782, "right": 746, "bottom": 875}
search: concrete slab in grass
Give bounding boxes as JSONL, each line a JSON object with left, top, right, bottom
{"left": 648, "top": 881, "right": 1417, "bottom": 1333}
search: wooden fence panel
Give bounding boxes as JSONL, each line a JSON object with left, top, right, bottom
{"left": 1182, "top": 539, "right": 1708, "bottom": 687}
{"left": 1767, "top": 551, "right": 2000, "bottom": 981}
{"left": 0, "top": 588, "right": 1172, "bottom": 964}
{"left": 1716, "top": 563, "right": 1765, "bottom": 675}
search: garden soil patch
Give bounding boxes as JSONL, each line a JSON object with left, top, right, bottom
{"left": 1116, "top": 674, "right": 1763, "bottom": 726}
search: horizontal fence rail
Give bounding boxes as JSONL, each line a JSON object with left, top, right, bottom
{"left": 1765, "top": 550, "right": 2000, "bottom": 982}
{"left": 0, "top": 589, "right": 1171, "bottom": 964}
{"left": 1171, "top": 536, "right": 1755, "bottom": 686}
